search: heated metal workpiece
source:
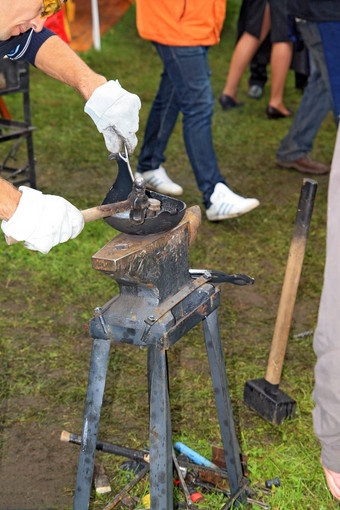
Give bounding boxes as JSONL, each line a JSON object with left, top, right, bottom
{"left": 102, "top": 151, "right": 186, "bottom": 235}
{"left": 73, "top": 206, "right": 251, "bottom": 510}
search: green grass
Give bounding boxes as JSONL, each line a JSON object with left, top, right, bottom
{"left": 0, "top": 2, "right": 338, "bottom": 509}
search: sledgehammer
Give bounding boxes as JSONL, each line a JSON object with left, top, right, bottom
{"left": 243, "top": 178, "right": 317, "bottom": 424}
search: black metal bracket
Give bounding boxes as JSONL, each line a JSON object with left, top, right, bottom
{"left": 189, "top": 269, "right": 254, "bottom": 286}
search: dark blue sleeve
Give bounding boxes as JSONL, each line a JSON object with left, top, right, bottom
{"left": 0, "top": 27, "right": 56, "bottom": 65}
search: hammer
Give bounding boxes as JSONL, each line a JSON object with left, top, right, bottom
{"left": 243, "top": 178, "right": 317, "bottom": 424}
{"left": 5, "top": 183, "right": 161, "bottom": 246}
{"left": 4, "top": 199, "right": 133, "bottom": 246}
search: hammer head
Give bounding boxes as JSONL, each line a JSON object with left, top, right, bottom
{"left": 243, "top": 378, "right": 296, "bottom": 425}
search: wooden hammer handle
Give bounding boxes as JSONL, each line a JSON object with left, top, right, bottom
{"left": 4, "top": 200, "right": 132, "bottom": 246}
{"left": 81, "top": 199, "right": 131, "bottom": 222}
{"left": 266, "top": 178, "right": 317, "bottom": 385}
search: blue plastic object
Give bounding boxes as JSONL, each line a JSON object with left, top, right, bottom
{"left": 174, "top": 441, "right": 218, "bottom": 469}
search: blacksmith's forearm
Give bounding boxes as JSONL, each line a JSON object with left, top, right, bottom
{"left": 34, "top": 36, "right": 107, "bottom": 100}
{"left": 0, "top": 177, "right": 22, "bottom": 221}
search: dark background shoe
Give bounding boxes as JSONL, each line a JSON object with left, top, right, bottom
{"left": 219, "top": 94, "right": 244, "bottom": 111}
{"left": 248, "top": 84, "right": 264, "bottom": 99}
{"left": 266, "top": 105, "right": 293, "bottom": 119}
{"left": 276, "top": 156, "right": 329, "bottom": 175}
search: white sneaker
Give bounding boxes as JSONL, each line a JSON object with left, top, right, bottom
{"left": 206, "top": 182, "right": 260, "bottom": 221}
{"left": 135, "top": 166, "right": 183, "bottom": 196}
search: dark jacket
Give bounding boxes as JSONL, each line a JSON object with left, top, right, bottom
{"left": 288, "top": 0, "right": 340, "bottom": 22}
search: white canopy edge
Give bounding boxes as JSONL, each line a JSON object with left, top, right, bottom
{"left": 91, "top": 0, "right": 101, "bottom": 50}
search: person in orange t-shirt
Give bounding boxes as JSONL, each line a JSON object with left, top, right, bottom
{"left": 135, "top": 0, "right": 260, "bottom": 222}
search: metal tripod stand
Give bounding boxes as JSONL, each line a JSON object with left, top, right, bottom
{"left": 73, "top": 207, "right": 249, "bottom": 509}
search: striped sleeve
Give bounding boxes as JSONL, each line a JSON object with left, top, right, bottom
{"left": 1, "top": 28, "right": 56, "bottom": 65}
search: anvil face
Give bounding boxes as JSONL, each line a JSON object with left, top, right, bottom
{"left": 91, "top": 207, "right": 201, "bottom": 301}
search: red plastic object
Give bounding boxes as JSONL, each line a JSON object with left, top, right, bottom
{"left": 190, "top": 491, "right": 204, "bottom": 503}
{"left": 44, "top": 11, "right": 70, "bottom": 43}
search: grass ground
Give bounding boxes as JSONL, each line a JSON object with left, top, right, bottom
{"left": 0, "top": 3, "right": 338, "bottom": 509}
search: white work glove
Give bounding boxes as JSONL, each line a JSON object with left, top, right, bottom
{"left": 84, "top": 80, "right": 141, "bottom": 155}
{"left": 1, "top": 186, "right": 85, "bottom": 254}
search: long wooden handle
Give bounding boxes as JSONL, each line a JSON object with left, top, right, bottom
{"left": 4, "top": 200, "right": 132, "bottom": 246}
{"left": 266, "top": 178, "right": 317, "bottom": 385}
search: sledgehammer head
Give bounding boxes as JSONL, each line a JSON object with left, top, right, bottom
{"left": 243, "top": 378, "right": 296, "bottom": 425}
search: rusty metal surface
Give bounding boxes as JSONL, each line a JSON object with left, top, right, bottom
{"left": 144, "top": 274, "right": 211, "bottom": 326}
{"left": 197, "top": 468, "right": 231, "bottom": 490}
{"left": 212, "top": 446, "right": 249, "bottom": 477}
{"left": 92, "top": 207, "right": 200, "bottom": 275}
{"left": 90, "top": 206, "right": 219, "bottom": 350}
{"left": 89, "top": 282, "right": 220, "bottom": 349}
{"left": 92, "top": 216, "right": 188, "bottom": 277}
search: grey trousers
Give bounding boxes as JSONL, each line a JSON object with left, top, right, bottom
{"left": 276, "top": 21, "right": 335, "bottom": 162}
{"left": 313, "top": 124, "right": 340, "bottom": 472}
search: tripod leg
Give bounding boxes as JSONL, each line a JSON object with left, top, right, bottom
{"left": 203, "top": 310, "right": 245, "bottom": 501}
{"left": 147, "top": 345, "right": 170, "bottom": 401}
{"left": 149, "top": 346, "right": 173, "bottom": 510}
{"left": 73, "top": 338, "right": 111, "bottom": 510}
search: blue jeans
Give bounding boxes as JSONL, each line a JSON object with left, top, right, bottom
{"left": 276, "top": 21, "right": 335, "bottom": 162}
{"left": 137, "top": 43, "right": 225, "bottom": 207}
{"left": 318, "top": 22, "right": 340, "bottom": 119}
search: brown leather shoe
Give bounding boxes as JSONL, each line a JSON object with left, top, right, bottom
{"left": 275, "top": 156, "right": 329, "bottom": 175}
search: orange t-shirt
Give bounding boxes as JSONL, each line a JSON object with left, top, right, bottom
{"left": 136, "top": 0, "right": 227, "bottom": 47}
